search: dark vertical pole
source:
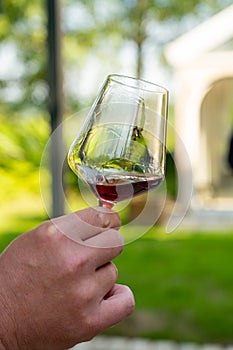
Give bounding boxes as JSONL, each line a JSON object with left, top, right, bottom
{"left": 47, "top": 0, "right": 65, "bottom": 217}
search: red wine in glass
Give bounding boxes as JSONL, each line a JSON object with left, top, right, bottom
{"left": 88, "top": 174, "right": 164, "bottom": 208}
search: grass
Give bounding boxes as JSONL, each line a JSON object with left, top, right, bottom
{"left": 1, "top": 164, "right": 233, "bottom": 345}
{"left": 2, "top": 223, "right": 233, "bottom": 344}
{"left": 2, "top": 113, "right": 233, "bottom": 344}
{"left": 106, "top": 228, "right": 233, "bottom": 344}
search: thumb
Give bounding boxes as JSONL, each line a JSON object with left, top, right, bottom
{"left": 51, "top": 207, "right": 121, "bottom": 242}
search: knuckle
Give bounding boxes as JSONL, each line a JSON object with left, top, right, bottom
{"left": 115, "top": 230, "right": 124, "bottom": 248}
{"left": 126, "top": 299, "right": 135, "bottom": 316}
{"left": 69, "top": 308, "right": 96, "bottom": 343}
{"left": 82, "top": 283, "right": 96, "bottom": 303}
{"left": 75, "top": 251, "right": 89, "bottom": 269}
{"left": 84, "top": 313, "right": 95, "bottom": 329}
{"left": 62, "top": 256, "right": 77, "bottom": 275}
{"left": 65, "top": 251, "right": 88, "bottom": 275}
{"left": 35, "top": 220, "right": 68, "bottom": 261}
{"left": 96, "top": 208, "right": 121, "bottom": 228}
{"left": 36, "top": 222, "right": 90, "bottom": 274}
{"left": 72, "top": 276, "right": 97, "bottom": 305}
{"left": 82, "top": 315, "right": 96, "bottom": 339}
{"left": 108, "top": 262, "right": 118, "bottom": 281}
{"left": 124, "top": 286, "right": 135, "bottom": 315}
{"left": 36, "top": 220, "right": 63, "bottom": 243}
{"left": 107, "top": 229, "right": 124, "bottom": 250}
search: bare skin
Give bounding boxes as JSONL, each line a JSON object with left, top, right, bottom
{"left": 0, "top": 207, "right": 135, "bottom": 350}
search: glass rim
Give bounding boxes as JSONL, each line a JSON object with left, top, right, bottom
{"left": 107, "top": 74, "right": 168, "bottom": 94}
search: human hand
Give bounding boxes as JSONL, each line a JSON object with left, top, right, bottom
{"left": 0, "top": 207, "right": 135, "bottom": 350}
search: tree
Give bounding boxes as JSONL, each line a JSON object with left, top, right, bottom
{"left": 0, "top": 0, "right": 232, "bottom": 112}
{"left": 0, "top": 0, "right": 47, "bottom": 113}
{"left": 65, "top": 0, "right": 233, "bottom": 78}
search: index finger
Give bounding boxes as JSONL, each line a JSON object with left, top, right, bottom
{"left": 51, "top": 207, "right": 121, "bottom": 243}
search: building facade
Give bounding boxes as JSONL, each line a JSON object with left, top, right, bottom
{"left": 165, "top": 5, "right": 233, "bottom": 213}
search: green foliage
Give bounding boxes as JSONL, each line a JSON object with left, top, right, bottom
{"left": 65, "top": 0, "right": 233, "bottom": 78}
{"left": 0, "top": 113, "right": 49, "bottom": 169}
{"left": 0, "top": 0, "right": 232, "bottom": 113}
{"left": 0, "top": 0, "right": 47, "bottom": 111}
{"left": 0, "top": 113, "right": 49, "bottom": 235}
{"left": 0, "top": 233, "right": 19, "bottom": 252}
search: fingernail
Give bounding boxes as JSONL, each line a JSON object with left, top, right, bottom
{"left": 103, "top": 217, "right": 111, "bottom": 228}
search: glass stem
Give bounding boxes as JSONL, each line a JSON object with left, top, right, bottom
{"left": 98, "top": 199, "right": 114, "bottom": 209}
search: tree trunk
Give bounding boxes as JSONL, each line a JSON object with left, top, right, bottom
{"left": 136, "top": 41, "right": 143, "bottom": 78}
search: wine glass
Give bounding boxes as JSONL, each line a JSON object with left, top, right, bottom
{"left": 68, "top": 74, "right": 168, "bottom": 208}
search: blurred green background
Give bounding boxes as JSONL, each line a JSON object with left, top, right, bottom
{"left": 1, "top": 0, "right": 233, "bottom": 345}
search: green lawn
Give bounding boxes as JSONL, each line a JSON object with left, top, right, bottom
{"left": 108, "top": 228, "right": 233, "bottom": 344}
{"left": 0, "top": 142, "right": 232, "bottom": 343}
{"left": 1, "top": 225, "right": 233, "bottom": 344}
